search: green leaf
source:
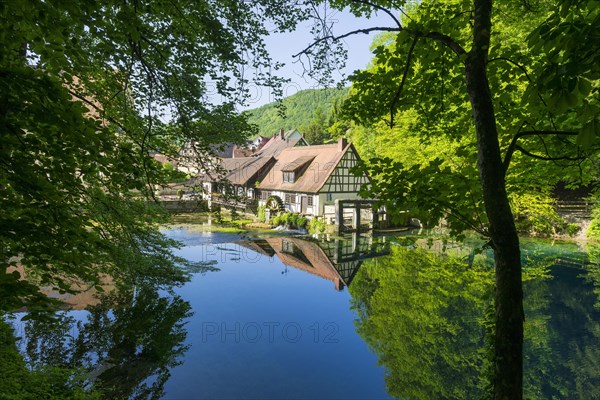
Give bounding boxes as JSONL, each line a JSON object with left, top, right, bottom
{"left": 577, "top": 119, "right": 598, "bottom": 148}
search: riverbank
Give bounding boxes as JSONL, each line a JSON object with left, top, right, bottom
{"left": 166, "top": 212, "right": 310, "bottom": 238}
{"left": 165, "top": 212, "right": 598, "bottom": 245}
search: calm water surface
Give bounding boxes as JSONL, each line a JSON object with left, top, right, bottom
{"left": 164, "top": 229, "right": 391, "bottom": 399}
{"left": 8, "top": 228, "right": 600, "bottom": 399}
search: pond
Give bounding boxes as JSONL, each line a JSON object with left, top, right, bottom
{"left": 5, "top": 228, "right": 600, "bottom": 399}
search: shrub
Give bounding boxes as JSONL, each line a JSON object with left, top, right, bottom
{"left": 279, "top": 213, "right": 289, "bottom": 226}
{"left": 588, "top": 221, "right": 600, "bottom": 239}
{"left": 288, "top": 213, "right": 299, "bottom": 227}
{"left": 308, "top": 217, "right": 325, "bottom": 234}
{"left": 270, "top": 212, "right": 310, "bottom": 229}
{"left": 297, "top": 216, "right": 308, "bottom": 228}
{"left": 272, "top": 215, "right": 281, "bottom": 226}
{"left": 211, "top": 205, "right": 223, "bottom": 224}
{"left": 565, "top": 223, "right": 581, "bottom": 237}
{"left": 588, "top": 206, "right": 600, "bottom": 239}
{"left": 257, "top": 205, "right": 266, "bottom": 222}
{"left": 510, "top": 193, "right": 564, "bottom": 236}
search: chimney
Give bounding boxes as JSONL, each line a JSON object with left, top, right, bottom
{"left": 280, "top": 128, "right": 285, "bottom": 139}
{"left": 338, "top": 137, "right": 348, "bottom": 152}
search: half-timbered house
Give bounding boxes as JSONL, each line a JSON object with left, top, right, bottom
{"left": 256, "top": 137, "right": 370, "bottom": 217}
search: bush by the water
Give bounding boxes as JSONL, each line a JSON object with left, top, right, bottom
{"left": 587, "top": 206, "right": 600, "bottom": 240}
{"left": 307, "top": 217, "right": 325, "bottom": 234}
{"left": 511, "top": 193, "right": 579, "bottom": 237}
{"left": 271, "top": 212, "right": 308, "bottom": 229}
{"left": 257, "top": 205, "right": 266, "bottom": 222}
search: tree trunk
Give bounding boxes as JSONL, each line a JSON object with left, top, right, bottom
{"left": 465, "top": 1, "right": 524, "bottom": 399}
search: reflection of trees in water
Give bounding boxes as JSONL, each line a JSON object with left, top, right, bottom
{"left": 350, "top": 246, "right": 494, "bottom": 399}
{"left": 524, "top": 252, "right": 600, "bottom": 399}
{"left": 19, "top": 285, "right": 192, "bottom": 399}
{"left": 350, "top": 244, "right": 600, "bottom": 399}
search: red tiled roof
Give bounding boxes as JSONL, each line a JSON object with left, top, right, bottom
{"left": 258, "top": 143, "right": 349, "bottom": 193}
{"left": 219, "top": 156, "right": 275, "bottom": 186}
{"left": 255, "top": 136, "right": 304, "bottom": 158}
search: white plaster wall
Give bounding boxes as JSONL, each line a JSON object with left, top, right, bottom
{"left": 259, "top": 190, "right": 318, "bottom": 215}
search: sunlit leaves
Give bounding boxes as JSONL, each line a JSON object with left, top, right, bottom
{"left": 1, "top": 0, "right": 309, "bottom": 311}
{"left": 338, "top": 0, "right": 599, "bottom": 239}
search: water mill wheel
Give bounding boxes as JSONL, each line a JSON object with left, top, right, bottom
{"left": 265, "top": 195, "right": 285, "bottom": 213}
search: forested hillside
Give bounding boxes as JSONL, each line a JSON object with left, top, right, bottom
{"left": 245, "top": 87, "right": 348, "bottom": 139}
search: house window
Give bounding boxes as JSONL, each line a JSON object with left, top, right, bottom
{"left": 326, "top": 193, "right": 333, "bottom": 201}
{"left": 283, "top": 171, "right": 295, "bottom": 183}
{"left": 282, "top": 240, "right": 294, "bottom": 253}
{"left": 285, "top": 194, "right": 296, "bottom": 204}
{"left": 307, "top": 196, "right": 313, "bottom": 206}
{"left": 261, "top": 191, "right": 270, "bottom": 200}
{"left": 282, "top": 240, "right": 311, "bottom": 264}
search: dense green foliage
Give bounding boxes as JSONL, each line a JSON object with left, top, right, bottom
{"left": 271, "top": 212, "right": 308, "bottom": 229}
{"left": 587, "top": 206, "right": 600, "bottom": 239}
{"left": 0, "top": 0, "right": 309, "bottom": 311}
{"left": 350, "top": 245, "right": 494, "bottom": 399}
{"left": 341, "top": 1, "right": 599, "bottom": 236}
{"left": 244, "top": 87, "right": 348, "bottom": 141}
{"left": 350, "top": 237, "right": 600, "bottom": 399}
{"left": 0, "top": 319, "right": 101, "bottom": 399}
{"left": 2, "top": 275, "right": 196, "bottom": 399}
{"left": 307, "top": 217, "right": 326, "bottom": 234}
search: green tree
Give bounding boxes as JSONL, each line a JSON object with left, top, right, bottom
{"left": 326, "top": 95, "right": 352, "bottom": 140}
{"left": 0, "top": 0, "right": 307, "bottom": 310}
{"left": 300, "top": 107, "right": 328, "bottom": 143}
{"left": 295, "top": 1, "right": 599, "bottom": 398}
{"left": 245, "top": 87, "right": 348, "bottom": 137}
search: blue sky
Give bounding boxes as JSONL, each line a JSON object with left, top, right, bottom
{"left": 241, "top": 7, "right": 396, "bottom": 109}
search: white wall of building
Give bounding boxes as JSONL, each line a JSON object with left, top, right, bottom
{"left": 257, "top": 190, "right": 364, "bottom": 218}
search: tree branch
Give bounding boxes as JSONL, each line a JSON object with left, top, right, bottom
{"left": 349, "top": 0, "right": 403, "bottom": 28}
{"left": 389, "top": 35, "right": 420, "bottom": 127}
{"left": 421, "top": 31, "right": 467, "bottom": 57}
{"left": 514, "top": 144, "right": 584, "bottom": 162}
{"left": 292, "top": 27, "right": 402, "bottom": 58}
{"left": 503, "top": 130, "right": 579, "bottom": 171}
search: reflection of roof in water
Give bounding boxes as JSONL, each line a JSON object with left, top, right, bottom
{"left": 235, "top": 239, "right": 276, "bottom": 257}
{"left": 235, "top": 236, "right": 389, "bottom": 291}
{"left": 266, "top": 237, "right": 343, "bottom": 286}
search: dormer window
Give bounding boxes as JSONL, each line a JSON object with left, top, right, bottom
{"left": 283, "top": 171, "right": 295, "bottom": 183}
{"left": 281, "top": 155, "right": 315, "bottom": 184}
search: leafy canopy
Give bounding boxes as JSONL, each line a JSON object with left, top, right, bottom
{"left": 0, "top": 0, "right": 309, "bottom": 310}
{"left": 330, "top": 0, "right": 600, "bottom": 235}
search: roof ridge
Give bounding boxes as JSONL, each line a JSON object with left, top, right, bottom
{"left": 286, "top": 143, "right": 337, "bottom": 150}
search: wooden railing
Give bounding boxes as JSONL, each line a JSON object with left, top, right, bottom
{"left": 210, "top": 193, "right": 258, "bottom": 213}
{"left": 160, "top": 199, "right": 208, "bottom": 212}
{"left": 555, "top": 200, "right": 595, "bottom": 216}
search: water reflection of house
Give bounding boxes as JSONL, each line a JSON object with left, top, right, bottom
{"left": 237, "top": 235, "right": 389, "bottom": 291}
